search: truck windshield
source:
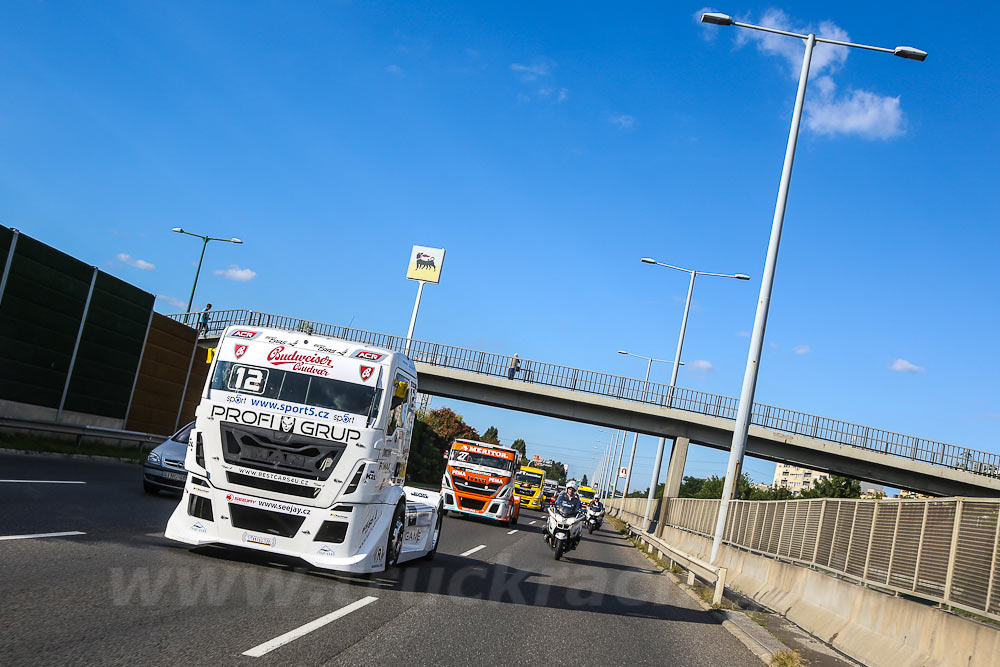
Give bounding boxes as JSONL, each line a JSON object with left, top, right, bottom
{"left": 578, "top": 489, "right": 595, "bottom": 502}
{"left": 211, "top": 360, "right": 380, "bottom": 416}
{"left": 515, "top": 471, "right": 543, "bottom": 486}
{"left": 449, "top": 449, "right": 515, "bottom": 472}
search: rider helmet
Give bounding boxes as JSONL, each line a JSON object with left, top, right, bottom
{"left": 566, "top": 480, "right": 578, "bottom": 490}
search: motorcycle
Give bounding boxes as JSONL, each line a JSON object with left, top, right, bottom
{"left": 544, "top": 503, "right": 583, "bottom": 560}
{"left": 585, "top": 503, "right": 605, "bottom": 533}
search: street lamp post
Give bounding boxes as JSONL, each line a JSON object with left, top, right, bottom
{"left": 172, "top": 228, "right": 243, "bottom": 323}
{"left": 639, "top": 258, "right": 749, "bottom": 527}
{"left": 616, "top": 350, "right": 679, "bottom": 500}
{"left": 701, "top": 11, "right": 925, "bottom": 563}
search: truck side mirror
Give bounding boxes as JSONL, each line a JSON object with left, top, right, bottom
{"left": 394, "top": 380, "right": 409, "bottom": 399}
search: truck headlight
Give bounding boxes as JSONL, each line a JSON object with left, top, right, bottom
{"left": 441, "top": 473, "right": 452, "bottom": 489}
{"left": 146, "top": 451, "right": 161, "bottom": 465}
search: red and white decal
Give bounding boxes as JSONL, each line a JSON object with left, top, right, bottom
{"left": 225, "top": 493, "right": 311, "bottom": 516}
{"left": 354, "top": 350, "right": 385, "bottom": 362}
{"left": 234, "top": 344, "right": 248, "bottom": 359}
{"left": 230, "top": 330, "right": 259, "bottom": 340}
{"left": 359, "top": 365, "right": 374, "bottom": 381}
{"left": 266, "top": 346, "right": 335, "bottom": 377}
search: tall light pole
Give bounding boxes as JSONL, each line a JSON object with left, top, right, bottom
{"left": 610, "top": 429, "right": 627, "bottom": 499}
{"left": 172, "top": 228, "right": 243, "bottom": 322}
{"left": 616, "top": 350, "right": 679, "bottom": 500}
{"left": 701, "top": 11, "right": 925, "bottom": 563}
{"left": 640, "top": 257, "right": 749, "bottom": 527}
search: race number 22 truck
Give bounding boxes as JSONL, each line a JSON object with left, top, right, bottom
{"left": 164, "top": 325, "right": 443, "bottom": 574}
{"left": 441, "top": 439, "right": 520, "bottom": 525}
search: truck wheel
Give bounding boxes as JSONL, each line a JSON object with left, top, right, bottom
{"left": 423, "top": 503, "right": 444, "bottom": 561}
{"left": 384, "top": 502, "right": 406, "bottom": 571}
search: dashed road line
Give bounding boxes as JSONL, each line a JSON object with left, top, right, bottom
{"left": 242, "top": 596, "right": 378, "bottom": 657}
{"left": 506, "top": 529, "right": 519, "bottom": 535}
{"left": 0, "top": 531, "right": 86, "bottom": 541}
{"left": 0, "top": 480, "right": 86, "bottom": 484}
{"left": 460, "top": 544, "right": 487, "bottom": 557}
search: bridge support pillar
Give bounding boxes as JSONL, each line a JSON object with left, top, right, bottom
{"left": 655, "top": 437, "right": 689, "bottom": 536}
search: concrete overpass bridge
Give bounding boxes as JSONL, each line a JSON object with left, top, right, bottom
{"left": 180, "top": 309, "right": 1000, "bottom": 497}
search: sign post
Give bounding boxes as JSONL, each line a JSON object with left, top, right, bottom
{"left": 405, "top": 245, "right": 445, "bottom": 355}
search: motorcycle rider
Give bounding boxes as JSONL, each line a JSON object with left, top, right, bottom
{"left": 554, "top": 480, "right": 583, "bottom": 517}
{"left": 588, "top": 494, "right": 604, "bottom": 513}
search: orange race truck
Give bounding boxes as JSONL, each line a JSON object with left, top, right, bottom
{"left": 440, "top": 439, "right": 520, "bottom": 526}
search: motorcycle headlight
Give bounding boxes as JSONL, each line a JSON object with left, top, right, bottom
{"left": 146, "top": 451, "right": 161, "bottom": 465}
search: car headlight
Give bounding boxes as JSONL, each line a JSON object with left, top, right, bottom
{"left": 146, "top": 451, "right": 161, "bottom": 465}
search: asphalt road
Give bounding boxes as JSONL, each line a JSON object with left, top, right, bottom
{"left": 1, "top": 452, "right": 758, "bottom": 666}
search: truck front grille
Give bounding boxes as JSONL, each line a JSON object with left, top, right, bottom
{"left": 453, "top": 479, "right": 502, "bottom": 497}
{"left": 458, "top": 497, "right": 486, "bottom": 512}
{"left": 221, "top": 422, "right": 346, "bottom": 481}
{"left": 229, "top": 504, "right": 306, "bottom": 538}
{"left": 226, "top": 471, "right": 321, "bottom": 499}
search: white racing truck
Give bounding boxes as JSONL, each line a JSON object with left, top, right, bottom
{"left": 164, "top": 325, "right": 443, "bottom": 573}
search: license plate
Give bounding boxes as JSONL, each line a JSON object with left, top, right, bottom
{"left": 242, "top": 531, "right": 276, "bottom": 547}
{"left": 161, "top": 471, "right": 187, "bottom": 482}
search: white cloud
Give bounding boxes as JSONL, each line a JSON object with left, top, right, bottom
{"left": 689, "top": 360, "right": 714, "bottom": 372}
{"left": 115, "top": 253, "right": 155, "bottom": 271}
{"left": 806, "top": 84, "right": 904, "bottom": 138}
{"left": 793, "top": 345, "right": 811, "bottom": 355}
{"left": 510, "top": 62, "right": 551, "bottom": 81}
{"left": 889, "top": 358, "right": 924, "bottom": 373}
{"left": 213, "top": 265, "right": 257, "bottom": 282}
{"left": 735, "top": 9, "right": 906, "bottom": 140}
{"left": 735, "top": 330, "right": 750, "bottom": 338}
{"left": 156, "top": 294, "right": 186, "bottom": 309}
{"left": 609, "top": 113, "right": 636, "bottom": 129}
{"left": 558, "top": 88, "right": 568, "bottom": 103}
{"left": 385, "top": 64, "right": 403, "bottom": 74}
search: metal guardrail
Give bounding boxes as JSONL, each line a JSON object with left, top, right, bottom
{"left": 0, "top": 416, "right": 167, "bottom": 449}
{"left": 170, "top": 308, "right": 1000, "bottom": 478}
{"left": 644, "top": 496, "right": 1000, "bottom": 623}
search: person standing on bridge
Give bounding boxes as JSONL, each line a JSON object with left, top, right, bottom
{"left": 508, "top": 353, "right": 521, "bottom": 380}
{"left": 198, "top": 303, "right": 212, "bottom": 337}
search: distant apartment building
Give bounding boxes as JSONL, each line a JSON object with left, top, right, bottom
{"left": 773, "top": 463, "right": 829, "bottom": 493}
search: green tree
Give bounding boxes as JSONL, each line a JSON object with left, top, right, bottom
{"left": 800, "top": 475, "right": 862, "bottom": 498}
{"left": 749, "top": 484, "right": 796, "bottom": 500}
{"left": 511, "top": 438, "right": 527, "bottom": 459}
{"left": 686, "top": 474, "right": 755, "bottom": 500}
{"left": 581, "top": 474, "right": 589, "bottom": 487}
{"left": 424, "top": 407, "right": 478, "bottom": 443}
{"left": 480, "top": 426, "right": 500, "bottom": 445}
{"left": 405, "top": 417, "right": 449, "bottom": 486}
{"left": 679, "top": 476, "right": 706, "bottom": 498}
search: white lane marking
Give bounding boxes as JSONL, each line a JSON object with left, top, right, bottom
{"left": 506, "top": 529, "right": 519, "bottom": 535}
{"left": 0, "top": 480, "right": 86, "bottom": 484}
{"left": 0, "top": 531, "right": 86, "bottom": 541}
{"left": 460, "top": 544, "right": 487, "bottom": 557}
{"left": 528, "top": 520, "right": 537, "bottom": 525}
{"left": 242, "top": 596, "right": 378, "bottom": 657}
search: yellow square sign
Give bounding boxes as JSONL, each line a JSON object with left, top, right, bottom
{"left": 405, "top": 245, "right": 445, "bottom": 284}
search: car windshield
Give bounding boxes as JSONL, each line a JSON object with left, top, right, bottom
{"left": 578, "top": 489, "right": 595, "bottom": 501}
{"left": 515, "top": 471, "right": 543, "bottom": 486}
{"left": 171, "top": 422, "right": 194, "bottom": 444}
{"left": 211, "top": 360, "right": 379, "bottom": 416}
{"left": 556, "top": 502, "right": 578, "bottom": 518}
{"left": 449, "top": 448, "right": 515, "bottom": 472}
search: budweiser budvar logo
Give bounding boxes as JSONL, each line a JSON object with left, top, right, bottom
{"left": 267, "top": 346, "right": 334, "bottom": 367}
{"left": 266, "top": 345, "right": 335, "bottom": 377}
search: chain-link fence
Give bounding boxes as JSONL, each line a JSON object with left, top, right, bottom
{"left": 169, "top": 309, "right": 1000, "bottom": 479}
{"left": 636, "top": 496, "right": 1000, "bottom": 622}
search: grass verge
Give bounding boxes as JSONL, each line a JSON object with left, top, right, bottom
{"left": 0, "top": 432, "right": 151, "bottom": 462}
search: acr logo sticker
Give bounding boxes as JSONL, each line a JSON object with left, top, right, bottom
{"left": 354, "top": 350, "right": 385, "bottom": 362}
{"left": 359, "top": 366, "right": 374, "bottom": 381}
{"left": 234, "top": 344, "right": 248, "bottom": 359}
{"left": 230, "top": 330, "right": 259, "bottom": 340}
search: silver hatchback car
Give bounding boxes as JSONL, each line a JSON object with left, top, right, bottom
{"left": 142, "top": 421, "right": 194, "bottom": 494}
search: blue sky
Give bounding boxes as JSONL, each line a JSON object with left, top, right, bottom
{"left": 2, "top": 2, "right": 997, "bottom": 487}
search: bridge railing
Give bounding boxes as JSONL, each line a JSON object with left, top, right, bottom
{"left": 170, "top": 309, "right": 1000, "bottom": 478}
{"left": 610, "top": 496, "right": 1000, "bottom": 623}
